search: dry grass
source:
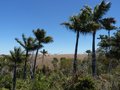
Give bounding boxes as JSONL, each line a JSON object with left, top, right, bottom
{"left": 30, "top": 54, "right": 87, "bottom": 69}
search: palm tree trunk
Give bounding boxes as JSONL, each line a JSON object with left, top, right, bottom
{"left": 30, "top": 51, "right": 34, "bottom": 79}
{"left": 92, "top": 31, "right": 96, "bottom": 77}
{"left": 42, "top": 54, "right": 44, "bottom": 67}
{"left": 73, "top": 30, "right": 79, "bottom": 75}
{"left": 32, "top": 48, "right": 39, "bottom": 79}
{"left": 108, "top": 30, "right": 112, "bottom": 73}
{"left": 23, "top": 50, "right": 28, "bottom": 79}
{"left": 108, "top": 30, "right": 110, "bottom": 39}
{"left": 13, "top": 60, "right": 17, "bottom": 90}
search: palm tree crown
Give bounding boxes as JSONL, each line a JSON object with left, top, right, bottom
{"left": 84, "top": 0, "right": 116, "bottom": 77}
{"left": 32, "top": 28, "right": 53, "bottom": 79}
{"left": 15, "top": 34, "right": 39, "bottom": 51}
{"left": 9, "top": 47, "right": 24, "bottom": 90}
{"left": 62, "top": 7, "right": 92, "bottom": 77}
{"left": 33, "top": 29, "right": 53, "bottom": 44}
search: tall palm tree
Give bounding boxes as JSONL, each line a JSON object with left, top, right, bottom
{"left": 15, "top": 34, "right": 37, "bottom": 79}
{"left": 85, "top": 1, "right": 114, "bottom": 77}
{"left": 9, "top": 47, "right": 24, "bottom": 90}
{"left": 32, "top": 29, "right": 53, "bottom": 79}
{"left": 62, "top": 7, "right": 92, "bottom": 76}
{"left": 40, "top": 49, "right": 48, "bottom": 66}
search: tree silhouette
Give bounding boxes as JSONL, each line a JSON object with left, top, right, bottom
{"left": 86, "top": 50, "right": 91, "bottom": 58}
{"left": 85, "top": 1, "right": 115, "bottom": 77}
{"left": 62, "top": 7, "right": 92, "bottom": 76}
{"left": 15, "top": 34, "right": 38, "bottom": 79}
{"left": 9, "top": 47, "right": 24, "bottom": 90}
{"left": 40, "top": 49, "right": 48, "bottom": 67}
{"left": 32, "top": 29, "right": 53, "bottom": 79}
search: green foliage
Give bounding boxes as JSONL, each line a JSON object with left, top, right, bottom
{"left": 32, "top": 75, "right": 52, "bottom": 90}
{"left": 60, "top": 57, "right": 72, "bottom": 75}
{"left": 15, "top": 34, "right": 38, "bottom": 51}
{"left": 16, "top": 79, "right": 31, "bottom": 90}
{"left": 0, "top": 74, "right": 12, "bottom": 90}
{"left": 75, "top": 77, "right": 95, "bottom": 90}
{"left": 33, "top": 29, "right": 53, "bottom": 44}
{"left": 63, "top": 77, "right": 95, "bottom": 90}
{"left": 52, "top": 58, "right": 58, "bottom": 70}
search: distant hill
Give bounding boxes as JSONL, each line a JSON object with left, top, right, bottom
{"left": 0, "top": 54, "right": 87, "bottom": 69}
{"left": 31, "top": 54, "right": 87, "bottom": 69}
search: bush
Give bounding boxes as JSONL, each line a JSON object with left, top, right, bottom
{"left": 63, "top": 77, "right": 95, "bottom": 90}
{"left": 60, "top": 57, "right": 73, "bottom": 76}
{"left": 16, "top": 79, "right": 31, "bottom": 90}
{"left": 75, "top": 77, "right": 95, "bottom": 90}
{"left": 0, "top": 74, "right": 12, "bottom": 90}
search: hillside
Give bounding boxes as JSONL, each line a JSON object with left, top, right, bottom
{"left": 32, "top": 54, "right": 87, "bottom": 68}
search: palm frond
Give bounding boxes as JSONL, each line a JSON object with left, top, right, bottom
{"left": 22, "top": 34, "right": 27, "bottom": 45}
{"left": 86, "top": 21, "right": 101, "bottom": 31}
{"left": 9, "top": 47, "right": 25, "bottom": 63}
{"left": 15, "top": 38, "right": 26, "bottom": 49}
{"left": 100, "top": 17, "right": 116, "bottom": 30}
{"left": 43, "top": 36, "right": 53, "bottom": 43}
{"left": 61, "top": 22, "right": 75, "bottom": 31}
{"left": 93, "top": 1, "right": 111, "bottom": 21}
{"left": 33, "top": 28, "right": 46, "bottom": 42}
{"left": 40, "top": 49, "right": 48, "bottom": 55}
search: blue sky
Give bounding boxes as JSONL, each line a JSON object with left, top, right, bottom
{"left": 0, "top": 0, "right": 119, "bottom": 54}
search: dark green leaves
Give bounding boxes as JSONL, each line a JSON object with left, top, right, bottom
{"left": 100, "top": 17, "right": 116, "bottom": 30}
{"left": 15, "top": 35, "right": 39, "bottom": 51}
{"left": 33, "top": 29, "right": 53, "bottom": 45}
{"left": 9, "top": 47, "right": 25, "bottom": 63}
{"left": 93, "top": 1, "right": 111, "bottom": 21}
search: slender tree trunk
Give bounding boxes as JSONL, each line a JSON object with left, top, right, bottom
{"left": 92, "top": 31, "right": 96, "bottom": 77}
{"left": 88, "top": 53, "right": 90, "bottom": 58}
{"left": 23, "top": 50, "right": 28, "bottom": 79}
{"left": 32, "top": 48, "right": 39, "bottom": 79}
{"left": 42, "top": 54, "right": 44, "bottom": 67}
{"left": 108, "top": 30, "right": 110, "bottom": 39}
{"left": 108, "top": 30, "right": 112, "bottom": 73}
{"left": 13, "top": 61, "right": 17, "bottom": 90}
{"left": 73, "top": 31, "right": 79, "bottom": 75}
{"left": 30, "top": 51, "right": 34, "bottom": 78}
{"left": 42, "top": 54, "right": 46, "bottom": 74}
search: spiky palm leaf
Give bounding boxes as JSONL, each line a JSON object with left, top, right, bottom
{"left": 33, "top": 29, "right": 53, "bottom": 44}
{"left": 40, "top": 49, "right": 48, "bottom": 56}
{"left": 15, "top": 35, "right": 39, "bottom": 51}
{"left": 93, "top": 1, "right": 111, "bottom": 21}
{"left": 62, "top": 7, "right": 92, "bottom": 34}
{"left": 100, "top": 17, "right": 116, "bottom": 30}
{"left": 9, "top": 47, "right": 24, "bottom": 63}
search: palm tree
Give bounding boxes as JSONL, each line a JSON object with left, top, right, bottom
{"left": 32, "top": 29, "right": 53, "bottom": 79}
{"left": 62, "top": 7, "right": 91, "bottom": 76}
{"left": 85, "top": 1, "right": 114, "bottom": 77}
{"left": 98, "top": 35, "right": 110, "bottom": 53}
{"left": 100, "top": 17, "right": 116, "bottom": 38}
{"left": 40, "top": 49, "right": 48, "bottom": 66}
{"left": 9, "top": 47, "right": 24, "bottom": 90}
{"left": 86, "top": 50, "right": 91, "bottom": 58}
{"left": 15, "top": 34, "right": 37, "bottom": 79}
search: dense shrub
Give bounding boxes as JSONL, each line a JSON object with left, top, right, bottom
{"left": 63, "top": 77, "right": 95, "bottom": 90}
{"left": 0, "top": 74, "right": 12, "bottom": 90}
{"left": 75, "top": 77, "right": 95, "bottom": 90}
